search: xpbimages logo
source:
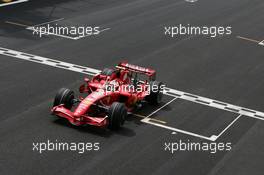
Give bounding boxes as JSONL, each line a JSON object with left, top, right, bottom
{"left": 164, "top": 140, "right": 232, "bottom": 154}
{"left": 32, "top": 140, "right": 100, "bottom": 154}
{"left": 164, "top": 24, "right": 232, "bottom": 38}
{"left": 28, "top": 24, "right": 100, "bottom": 38}
{"left": 105, "top": 82, "right": 166, "bottom": 94}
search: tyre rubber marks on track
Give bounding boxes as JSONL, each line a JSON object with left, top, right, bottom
{"left": 1, "top": 47, "right": 264, "bottom": 141}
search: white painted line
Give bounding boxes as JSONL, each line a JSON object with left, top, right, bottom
{"left": 259, "top": 40, "right": 264, "bottom": 46}
{"left": 0, "top": 47, "right": 101, "bottom": 76}
{"left": 75, "top": 28, "right": 111, "bottom": 40}
{"left": 0, "top": 0, "right": 28, "bottom": 7}
{"left": 237, "top": 36, "right": 260, "bottom": 44}
{"left": 164, "top": 88, "right": 264, "bottom": 121}
{"left": 5, "top": 21, "right": 28, "bottom": 27}
{"left": 185, "top": 0, "right": 198, "bottom": 2}
{"left": 144, "top": 97, "right": 178, "bottom": 118}
{"left": 142, "top": 118, "right": 216, "bottom": 141}
{"left": 1, "top": 47, "right": 264, "bottom": 141}
{"left": 6, "top": 18, "right": 109, "bottom": 40}
{"left": 26, "top": 27, "right": 110, "bottom": 40}
{"left": 1, "top": 46, "right": 264, "bottom": 121}
{"left": 237, "top": 36, "right": 264, "bottom": 47}
{"left": 212, "top": 114, "right": 242, "bottom": 140}
{"left": 26, "top": 27, "right": 78, "bottom": 40}
{"left": 142, "top": 102, "right": 242, "bottom": 141}
{"left": 132, "top": 113, "right": 167, "bottom": 124}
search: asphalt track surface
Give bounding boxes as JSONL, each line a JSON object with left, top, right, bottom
{"left": 0, "top": 0, "right": 264, "bottom": 174}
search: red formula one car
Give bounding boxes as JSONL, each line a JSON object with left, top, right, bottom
{"left": 51, "top": 62, "right": 164, "bottom": 130}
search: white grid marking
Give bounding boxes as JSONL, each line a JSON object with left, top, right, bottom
{"left": 1, "top": 47, "right": 263, "bottom": 140}
{"left": 259, "top": 40, "right": 264, "bottom": 46}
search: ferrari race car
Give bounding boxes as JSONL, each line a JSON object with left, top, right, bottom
{"left": 51, "top": 62, "right": 164, "bottom": 130}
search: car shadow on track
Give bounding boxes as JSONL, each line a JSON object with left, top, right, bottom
{"left": 53, "top": 118, "right": 136, "bottom": 138}
{"left": 51, "top": 102, "right": 173, "bottom": 138}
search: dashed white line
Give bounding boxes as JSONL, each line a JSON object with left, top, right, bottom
{"left": 1, "top": 46, "right": 263, "bottom": 120}
{"left": 1, "top": 46, "right": 264, "bottom": 141}
{"left": 0, "top": 47, "right": 100, "bottom": 76}
{"left": 164, "top": 88, "right": 264, "bottom": 121}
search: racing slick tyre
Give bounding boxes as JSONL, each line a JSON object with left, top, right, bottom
{"left": 101, "top": 68, "right": 115, "bottom": 76}
{"left": 108, "top": 102, "right": 127, "bottom": 130}
{"left": 53, "top": 88, "right": 74, "bottom": 109}
{"left": 146, "top": 81, "right": 164, "bottom": 105}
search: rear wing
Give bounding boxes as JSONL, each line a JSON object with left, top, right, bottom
{"left": 116, "top": 62, "right": 156, "bottom": 78}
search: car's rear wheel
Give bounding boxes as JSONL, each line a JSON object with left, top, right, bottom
{"left": 146, "top": 81, "right": 163, "bottom": 105}
{"left": 53, "top": 88, "right": 74, "bottom": 109}
{"left": 108, "top": 102, "right": 127, "bottom": 130}
{"left": 101, "top": 68, "right": 115, "bottom": 76}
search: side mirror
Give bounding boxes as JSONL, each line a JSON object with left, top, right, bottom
{"left": 79, "top": 84, "right": 85, "bottom": 93}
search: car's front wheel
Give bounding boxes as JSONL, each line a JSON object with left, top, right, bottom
{"left": 108, "top": 102, "right": 127, "bottom": 130}
{"left": 53, "top": 88, "right": 74, "bottom": 109}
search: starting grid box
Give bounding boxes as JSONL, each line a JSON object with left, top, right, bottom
{"left": 141, "top": 96, "right": 242, "bottom": 141}
{"left": 1, "top": 46, "right": 264, "bottom": 142}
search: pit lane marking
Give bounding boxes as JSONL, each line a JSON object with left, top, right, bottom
{"left": 0, "top": 0, "right": 28, "bottom": 7}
